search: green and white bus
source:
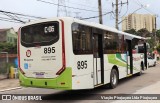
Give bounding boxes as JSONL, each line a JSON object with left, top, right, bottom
{"left": 18, "top": 17, "right": 147, "bottom": 90}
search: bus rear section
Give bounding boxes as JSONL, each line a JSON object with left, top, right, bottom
{"left": 18, "top": 20, "right": 72, "bottom": 90}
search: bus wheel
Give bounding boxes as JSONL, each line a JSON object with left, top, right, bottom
{"left": 110, "top": 69, "right": 118, "bottom": 89}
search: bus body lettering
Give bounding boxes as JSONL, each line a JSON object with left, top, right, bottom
{"left": 44, "top": 26, "right": 55, "bottom": 34}
{"left": 77, "top": 61, "right": 87, "bottom": 70}
{"left": 44, "top": 47, "right": 55, "bottom": 54}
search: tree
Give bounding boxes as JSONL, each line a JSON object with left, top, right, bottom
{"left": 0, "top": 43, "right": 17, "bottom": 54}
{"left": 124, "top": 29, "right": 137, "bottom": 35}
{"left": 124, "top": 28, "right": 155, "bottom": 52}
{"left": 156, "top": 29, "right": 160, "bottom": 42}
{"left": 156, "top": 30, "right": 160, "bottom": 53}
{"left": 137, "top": 28, "right": 150, "bottom": 37}
{"left": 156, "top": 29, "right": 160, "bottom": 38}
{"left": 147, "top": 37, "right": 155, "bottom": 52}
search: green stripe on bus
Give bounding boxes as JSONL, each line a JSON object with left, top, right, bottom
{"left": 108, "top": 54, "right": 139, "bottom": 71}
{"left": 116, "top": 53, "right": 126, "bottom": 62}
{"left": 108, "top": 54, "right": 127, "bottom": 67}
{"left": 19, "top": 67, "right": 72, "bottom": 90}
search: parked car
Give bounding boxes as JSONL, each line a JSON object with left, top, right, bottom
{"left": 147, "top": 56, "right": 156, "bottom": 67}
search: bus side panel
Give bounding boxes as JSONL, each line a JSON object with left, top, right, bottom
{"left": 116, "top": 54, "right": 128, "bottom": 79}
{"left": 71, "top": 55, "right": 94, "bottom": 90}
{"left": 103, "top": 54, "right": 128, "bottom": 83}
{"left": 63, "top": 21, "right": 93, "bottom": 90}
{"left": 103, "top": 54, "right": 112, "bottom": 84}
{"left": 63, "top": 20, "right": 75, "bottom": 89}
{"left": 132, "top": 53, "right": 143, "bottom": 74}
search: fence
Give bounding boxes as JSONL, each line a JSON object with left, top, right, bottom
{"left": 0, "top": 53, "right": 17, "bottom": 79}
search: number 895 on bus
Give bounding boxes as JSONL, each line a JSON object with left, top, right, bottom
{"left": 44, "top": 47, "right": 55, "bottom": 54}
{"left": 77, "top": 61, "right": 87, "bottom": 70}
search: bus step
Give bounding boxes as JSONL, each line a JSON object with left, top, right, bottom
{"left": 127, "top": 74, "right": 132, "bottom": 77}
{"left": 94, "top": 83, "right": 104, "bottom": 87}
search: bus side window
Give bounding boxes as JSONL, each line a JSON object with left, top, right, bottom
{"left": 103, "top": 32, "right": 125, "bottom": 54}
{"left": 72, "top": 23, "right": 92, "bottom": 55}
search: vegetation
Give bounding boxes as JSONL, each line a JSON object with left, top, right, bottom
{"left": 157, "top": 44, "right": 160, "bottom": 53}
{"left": 124, "top": 29, "right": 137, "bottom": 35}
{"left": 124, "top": 28, "right": 160, "bottom": 53}
{"left": 0, "top": 43, "right": 17, "bottom": 54}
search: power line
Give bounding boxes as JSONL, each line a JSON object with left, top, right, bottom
{"left": 2, "top": 12, "right": 25, "bottom": 23}
{"left": 0, "top": 10, "right": 45, "bottom": 19}
{"left": 57, "top": 0, "right": 67, "bottom": 17}
{"left": 136, "top": 0, "right": 155, "bottom": 14}
{"left": 37, "top": 0, "right": 99, "bottom": 12}
{"left": 131, "top": 0, "right": 160, "bottom": 31}
{"left": 0, "top": 17, "right": 22, "bottom": 23}
{"left": 132, "top": 0, "right": 157, "bottom": 15}
{"left": 63, "top": 0, "right": 96, "bottom": 9}
{"left": 0, "top": 9, "right": 46, "bottom": 23}
{"left": 112, "top": 0, "right": 128, "bottom": 29}
{"left": 81, "top": 11, "right": 113, "bottom": 20}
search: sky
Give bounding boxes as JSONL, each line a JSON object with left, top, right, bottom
{"left": 0, "top": 0, "right": 160, "bottom": 31}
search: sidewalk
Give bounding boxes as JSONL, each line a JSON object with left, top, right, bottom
{"left": 0, "top": 79, "right": 20, "bottom": 91}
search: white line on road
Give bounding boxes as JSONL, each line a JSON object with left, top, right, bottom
{"left": 0, "top": 87, "right": 22, "bottom": 92}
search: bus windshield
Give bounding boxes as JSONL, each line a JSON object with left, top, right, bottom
{"left": 21, "top": 21, "right": 59, "bottom": 47}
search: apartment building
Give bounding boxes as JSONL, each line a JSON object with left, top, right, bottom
{"left": 122, "top": 13, "right": 156, "bottom": 32}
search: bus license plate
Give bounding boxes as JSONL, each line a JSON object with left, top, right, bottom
{"left": 35, "top": 73, "right": 44, "bottom": 78}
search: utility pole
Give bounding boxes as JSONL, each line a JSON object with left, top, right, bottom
{"left": 98, "top": 0, "right": 103, "bottom": 24}
{"left": 115, "top": 0, "right": 118, "bottom": 30}
{"left": 112, "top": 0, "right": 128, "bottom": 30}
{"left": 57, "top": 0, "right": 67, "bottom": 17}
{"left": 154, "top": 15, "right": 157, "bottom": 47}
{"left": 74, "top": 12, "right": 81, "bottom": 19}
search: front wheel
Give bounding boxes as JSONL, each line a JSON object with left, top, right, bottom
{"left": 110, "top": 69, "right": 118, "bottom": 89}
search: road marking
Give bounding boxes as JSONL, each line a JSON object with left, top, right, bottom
{"left": 0, "top": 87, "right": 22, "bottom": 92}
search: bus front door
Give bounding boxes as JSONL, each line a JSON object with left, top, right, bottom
{"left": 93, "top": 34, "right": 103, "bottom": 86}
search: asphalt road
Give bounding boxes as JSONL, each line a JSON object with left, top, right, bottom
{"left": 1, "top": 62, "right": 160, "bottom": 103}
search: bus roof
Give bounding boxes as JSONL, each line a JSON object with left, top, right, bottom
{"left": 22, "top": 17, "right": 146, "bottom": 40}
{"left": 72, "top": 17, "right": 146, "bottom": 40}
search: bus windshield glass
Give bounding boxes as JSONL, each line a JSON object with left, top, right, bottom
{"left": 21, "top": 21, "right": 59, "bottom": 47}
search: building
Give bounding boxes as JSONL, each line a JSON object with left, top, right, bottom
{"left": 0, "top": 28, "right": 17, "bottom": 45}
{"left": 122, "top": 13, "right": 156, "bottom": 32}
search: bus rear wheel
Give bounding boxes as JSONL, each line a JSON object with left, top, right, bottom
{"left": 110, "top": 69, "right": 118, "bottom": 89}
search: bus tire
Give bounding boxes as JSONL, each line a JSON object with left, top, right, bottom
{"left": 110, "top": 69, "right": 118, "bottom": 89}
